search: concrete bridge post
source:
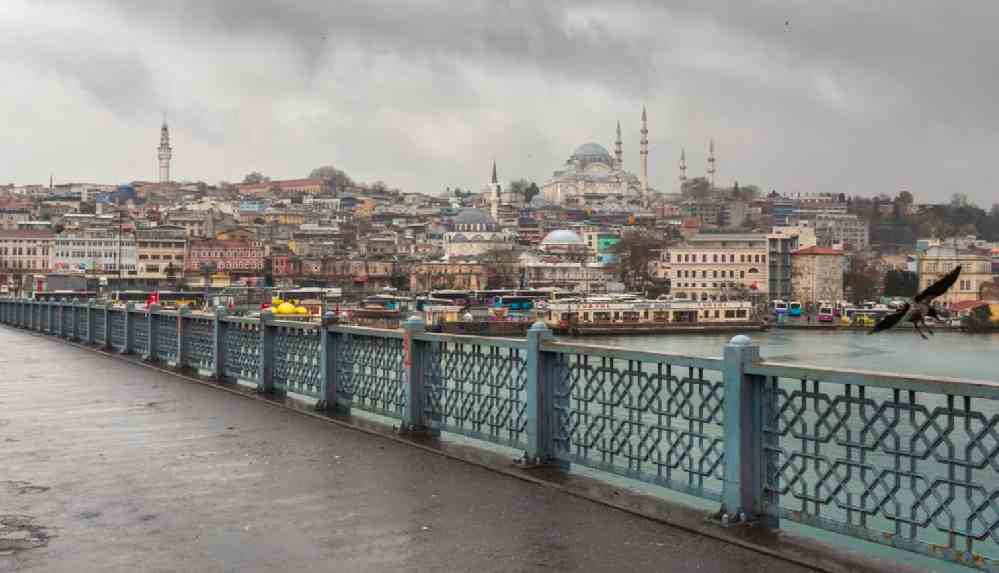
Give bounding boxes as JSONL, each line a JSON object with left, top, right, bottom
{"left": 721, "top": 335, "right": 776, "bottom": 527}
{"left": 257, "top": 310, "right": 275, "bottom": 393}
{"left": 400, "top": 315, "right": 430, "bottom": 432}
{"left": 57, "top": 299, "right": 66, "bottom": 338}
{"left": 123, "top": 303, "right": 135, "bottom": 355}
{"left": 318, "top": 312, "right": 344, "bottom": 414}
{"left": 86, "top": 299, "right": 95, "bottom": 345}
{"left": 212, "top": 307, "right": 226, "bottom": 381}
{"left": 102, "top": 303, "right": 112, "bottom": 350}
{"left": 177, "top": 306, "right": 191, "bottom": 368}
{"left": 524, "top": 321, "right": 564, "bottom": 466}
{"left": 146, "top": 304, "right": 161, "bottom": 361}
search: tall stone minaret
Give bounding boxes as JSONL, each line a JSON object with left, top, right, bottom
{"left": 639, "top": 106, "right": 649, "bottom": 197}
{"left": 614, "top": 120, "right": 623, "bottom": 168}
{"left": 707, "top": 138, "right": 716, "bottom": 189}
{"left": 490, "top": 160, "right": 500, "bottom": 221}
{"left": 158, "top": 119, "right": 172, "bottom": 183}
{"left": 679, "top": 148, "right": 688, "bottom": 184}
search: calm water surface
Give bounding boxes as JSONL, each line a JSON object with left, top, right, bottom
{"left": 565, "top": 329, "right": 999, "bottom": 382}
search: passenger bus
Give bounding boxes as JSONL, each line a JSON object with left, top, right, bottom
{"left": 771, "top": 300, "right": 788, "bottom": 315}
{"left": 788, "top": 301, "right": 802, "bottom": 317}
{"left": 32, "top": 290, "right": 97, "bottom": 301}
{"left": 817, "top": 303, "right": 835, "bottom": 323}
{"left": 429, "top": 290, "right": 471, "bottom": 306}
{"left": 493, "top": 295, "right": 535, "bottom": 311}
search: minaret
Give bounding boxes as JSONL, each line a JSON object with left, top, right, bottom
{"left": 614, "top": 120, "right": 623, "bottom": 168}
{"left": 158, "top": 118, "right": 172, "bottom": 183}
{"left": 679, "top": 148, "right": 687, "bottom": 184}
{"left": 490, "top": 160, "right": 500, "bottom": 221}
{"left": 706, "top": 138, "right": 716, "bottom": 189}
{"left": 639, "top": 106, "right": 649, "bottom": 197}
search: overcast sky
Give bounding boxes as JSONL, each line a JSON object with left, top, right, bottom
{"left": 2, "top": 1, "right": 997, "bottom": 205}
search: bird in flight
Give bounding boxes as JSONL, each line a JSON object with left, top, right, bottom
{"left": 869, "top": 265, "right": 961, "bottom": 339}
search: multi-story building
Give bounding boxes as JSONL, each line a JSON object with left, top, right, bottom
{"left": 410, "top": 261, "right": 488, "bottom": 291}
{"left": 815, "top": 214, "right": 869, "bottom": 251}
{"left": 0, "top": 230, "right": 54, "bottom": 277}
{"left": 767, "top": 232, "right": 802, "bottom": 301}
{"left": 524, "top": 262, "right": 611, "bottom": 292}
{"left": 0, "top": 208, "right": 31, "bottom": 230}
{"left": 166, "top": 211, "right": 217, "bottom": 238}
{"left": 135, "top": 226, "right": 187, "bottom": 281}
{"left": 661, "top": 233, "right": 770, "bottom": 301}
{"left": 185, "top": 240, "right": 263, "bottom": 275}
{"left": 53, "top": 229, "right": 136, "bottom": 274}
{"left": 790, "top": 246, "right": 845, "bottom": 306}
{"left": 917, "top": 246, "right": 993, "bottom": 306}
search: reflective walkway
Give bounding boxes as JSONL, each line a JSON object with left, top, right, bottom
{"left": 0, "top": 328, "right": 816, "bottom": 572}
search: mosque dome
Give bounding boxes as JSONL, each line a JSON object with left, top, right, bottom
{"left": 541, "top": 229, "right": 584, "bottom": 246}
{"left": 452, "top": 208, "right": 496, "bottom": 231}
{"left": 570, "top": 143, "right": 613, "bottom": 164}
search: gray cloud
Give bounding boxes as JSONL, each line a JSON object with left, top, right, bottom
{"left": 1, "top": 0, "right": 997, "bottom": 204}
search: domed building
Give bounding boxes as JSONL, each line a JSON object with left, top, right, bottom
{"left": 542, "top": 109, "right": 650, "bottom": 206}
{"left": 443, "top": 208, "right": 515, "bottom": 259}
{"left": 540, "top": 229, "right": 588, "bottom": 257}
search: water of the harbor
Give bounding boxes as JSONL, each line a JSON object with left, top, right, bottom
{"left": 565, "top": 329, "right": 999, "bottom": 381}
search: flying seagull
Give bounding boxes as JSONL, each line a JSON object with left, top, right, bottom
{"left": 869, "top": 265, "right": 961, "bottom": 339}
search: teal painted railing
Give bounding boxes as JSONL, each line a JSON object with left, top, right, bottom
{"left": 1, "top": 297, "right": 997, "bottom": 570}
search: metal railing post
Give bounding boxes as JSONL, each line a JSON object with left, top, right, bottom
{"left": 176, "top": 306, "right": 191, "bottom": 368}
{"left": 720, "top": 334, "right": 774, "bottom": 526}
{"left": 318, "top": 312, "right": 346, "bottom": 413}
{"left": 70, "top": 298, "right": 80, "bottom": 339}
{"left": 524, "top": 321, "right": 565, "bottom": 466}
{"left": 212, "top": 307, "right": 226, "bottom": 381}
{"left": 400, "top": 315, "right": 429, "bottom": 432}
{"left": 103, "top": 303, "right": 112, "bottom": 349}
{"left": 57, "top": 299, "right": 66, "bottom": 337}
{"left": 123, "top": 303, "right": 135, "bottom": 354}
{"left": 32, "top": 300, "right": 39, "bottom": 331}
{"left": 146, "top": 304, "right": 160, "bottom": 361}
{"left": 86, "top": 299, "right": 95, "bottom": 344}
{"left": 257, "top": 310, "right": 275, "bottom": 393}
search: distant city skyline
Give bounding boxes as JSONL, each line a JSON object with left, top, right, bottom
{"left": 2, "top": 1, "right": 998, "bottom": 205}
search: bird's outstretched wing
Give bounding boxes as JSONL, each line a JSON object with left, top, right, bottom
{"left": 914, "top": 265, "right": 961, "bottom": 303}
{"left": 868, "top": 308, "right": 906, "bottom": 335}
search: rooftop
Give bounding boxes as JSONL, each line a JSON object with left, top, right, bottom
{"left": 792, "top": 246, "right": 844, "bottom": 256}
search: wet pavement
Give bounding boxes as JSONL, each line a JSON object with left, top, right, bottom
{"left": 0, "top": 328, "right": 818, "bottom": 573}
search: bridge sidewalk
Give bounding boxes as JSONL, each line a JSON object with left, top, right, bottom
{"left": 0, "top": 328, "right": 839, "bottom": 572}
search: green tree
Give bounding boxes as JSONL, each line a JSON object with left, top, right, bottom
{"left": 681, "top": 177, "right": 712, "bottom": 201}
{"left": 242, "top": 171, "right": 269, "bottom": 185}
{"left": 883, "top": 270, "right": 918, "bottom": 298}
{"left": 844, "top": 257, "right": 879, "bottom": 303}
{"left": 479, "top": 248, "right": 521, "bottom": 289}
{"left": 308, "top": 165, "right": 353, "bottom": 191}
{"left": 610, "top": 232, "right": 662, "bottom": 290}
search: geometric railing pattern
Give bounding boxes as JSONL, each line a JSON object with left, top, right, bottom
{"left": 421, "top": 336, "right": 529, "bottom": 448}
{"left": 759, "top": 373, "right": 999, "bottom": 565}
{"left": 547, "top": 344, "right": 726, "bottom": 501}
{"left": 2, "top": 298, "right": 997, "bottom": 570}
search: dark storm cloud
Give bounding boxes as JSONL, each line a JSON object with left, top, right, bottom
{"left": 2, "top": 0, "right": 997, "bottom": 203}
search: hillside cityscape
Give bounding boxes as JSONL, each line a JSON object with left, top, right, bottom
{"left": 3, "top": 114, "right": 998, "bottom": 320}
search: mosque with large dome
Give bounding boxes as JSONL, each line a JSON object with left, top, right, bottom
{"left": 542, "top": 108, "right": 650, "bottom": 206}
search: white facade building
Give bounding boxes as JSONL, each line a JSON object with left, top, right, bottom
{"left": 53, "top": 229, "right": 137, "bottom": 275}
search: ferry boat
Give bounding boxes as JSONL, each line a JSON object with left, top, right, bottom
{"left": 543, "top": 297, "right": 764, "bottom": 335}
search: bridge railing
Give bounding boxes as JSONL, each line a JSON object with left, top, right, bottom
{"left": 1, "top": 297, "right": 997, "bottom": 570}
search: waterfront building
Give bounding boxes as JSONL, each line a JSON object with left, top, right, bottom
{"left": 135, "top": 226, "right": 187, "bottom": 281}
{"left": 790, "top": 246, "right": 845, "bottom": 306}
{"left": 768, "top": 232, "right": 802, "bottom": 301}
{"left": 185, "top": 240, "right": 263, "bottom": 275}
{"left": 917, "top": 246, "right": 992, "bottom": 306}
{"left": 443, "top": 209, "right": 515, "bottom": 259}
{"left": 409, "top": 261, "right": 488, "bottom": 291}
{"left": 53, "top": 229, "right": 136, "bottom": 274}
{"left": 524, "top": 262, "right": 611, "bottom": 291}
{"left": 661, "top": 233, "right": 770, "bottom": 301}
{"left": 0, "top": 230, "right": 54, "bottom": 278}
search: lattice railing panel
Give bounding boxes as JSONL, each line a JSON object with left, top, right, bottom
{"left": 60, "top": 307, "right": 71, "bottom": 335}
{"left": 423, "top": 340, "right": 528, "bottom": 448}
{"left": 186, "top": 317, "right": 215, "bottom": 372}
{"left": 554, "top": 352, "right": 726, "bottom": 500}
{"left": 336, "top": 333, "right": 405, "bottom": 419}
{"left": 75, "top": 307, "right": 88, "bottom": 340}
{"left": 223, "top": 322, "right": 259, "bottom": 383}
{"left": 92, "top": 309, "right": 106, "bottom": 343}
{"left": 762, "top": 377, "right": 999, "bottom": 562}
{"left": 133, "top": 314, "right": 149, "bottom": 355}
{"left": 273, "top": 326, "right": 322, "bottom": 397}
{"left": 156, "top": 315, "right": 179, "bottom": 363}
